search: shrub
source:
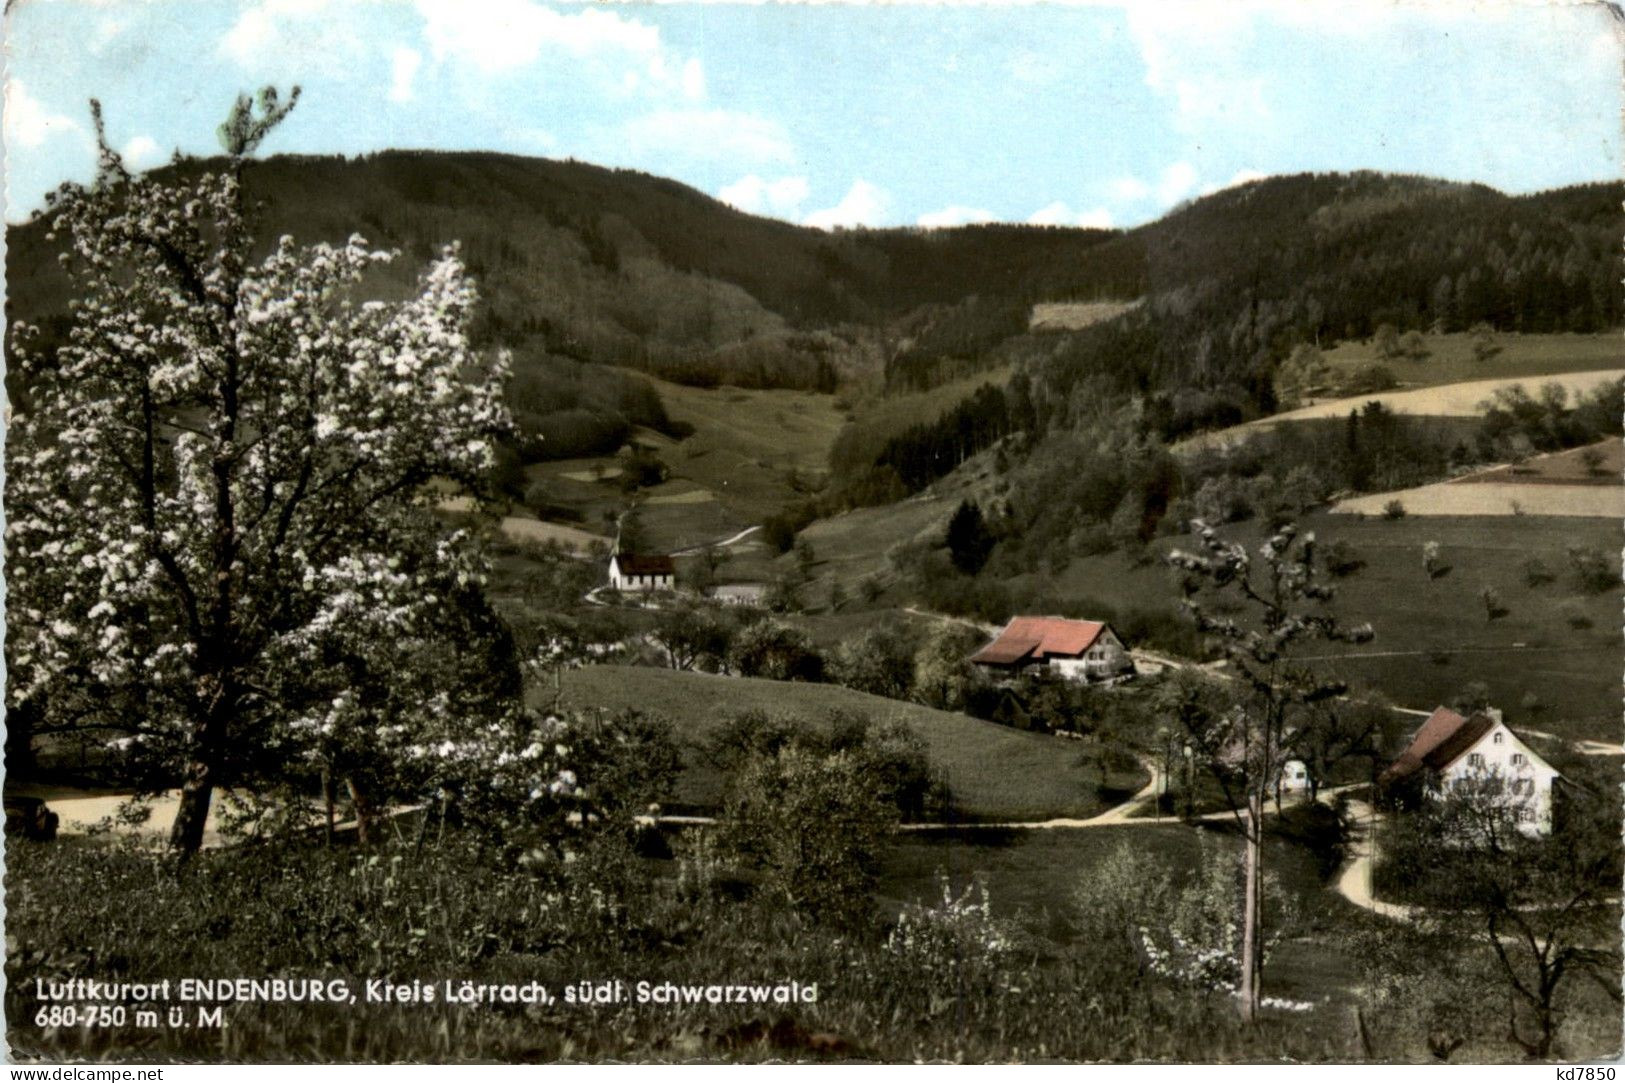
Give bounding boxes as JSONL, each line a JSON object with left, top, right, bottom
{"left": 1381, "top": 499, "right": 1407, "bottom": 520}
{"left": 1566, "top": 545, "right": 1617, "bottom": 594}
{"left": 1341, "top": 364, "right": 1398, "bottom": 396}
{"left": 761, "top": 505, "right": 817, "bottom": 553}
{"left": 1522, "top": 557, "right": 1555, "bottom": 588}
{"left": 1074, "top": 837, "right": 1299, "bottom": 998}
{"left": 617, "top": 447, "right": 668, "bottom": 492}
{"left": 885, "top": 876, "right": 1018, "bottom": 997}
{"left": 1398, "top": 330, "right": 1430, "bottom": 362}
{"left": 1562, "top": 604, "right": 1595, "bottom": 631}
{"left": 828, "top": 628, "right": 916, "bottom": 701}
{"left": 1323, "top": 540, "right": 1365, "bottom": 578}
{"left": 727, "top": 620, "right": 823, "bottom": 681}
{"left": 912, "top": 625, "right": 984, "bottom": 712}
{"left": 717, "top": 744, "right": 895, "bottom": 927}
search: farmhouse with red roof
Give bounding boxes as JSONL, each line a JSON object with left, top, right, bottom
{"left": 1381, "top": 705, "right": 1559, "bottom": 836}
{"left": 968, "top": 616, "right": 1134, "bottom": 682}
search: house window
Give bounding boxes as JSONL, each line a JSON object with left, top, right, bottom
{"left": 1511, "top": 753, "right": 1526, "bottom": 766}
{"left": 1512, "top": 779, "right": 1532, "bottom": 796}
{"left": 1493, "top": 732, "right": 1504, "bottom": 744}
{"left": 1515, "top": 806, "right": 1533, "bottom": 823}
{"left": 1467, "top": 753, "right": 1484, "bottom": 767}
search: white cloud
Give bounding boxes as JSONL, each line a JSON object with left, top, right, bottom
{"left": 4, "top": 80, "right": 80, "bottom": 150}
{"left": 719, "top": 174, "right": 810, "bottom": 219}
{"left": 1201, "top": 167, "right": 1268, "bottom": 196}
{"left": 220, "top": 0, "right": 344, "bottom": 66}
{"left": 420, "top": 0, "right": 645, "bottom": 71}
{"left": 417, "top": 0, "right": 703, "bottom": 101}
{"left": 1028, "top": 201, "right": 1114, "bottom": 229}
{"left": 681, "top": 58, "right": 705, "bottom": 101}
{"left": 803, "top": 179, "right": 892, "bottom": 230}
{"left": 1108, "top": 175, "right": 1150, "bottom": 202}
{"left": 1124, "top": 3, "right": 1271, "bottom": 133}
{"left": 1156, "top": 160, "right": 1199, "bottom": 206}
{"left": 1105, "top": 161, "right": 1205, "bottom": 212}
{"left": 389, "top": 47, "right": 423, "bottom": 103}
{"left": 916, "top": 204, "right": 995, "bottom": 229}
{"left": 622, "top": 110, "right": 794, "bottom": 167}
{"left": 121, "top": 135, "right": 162, "bottom": 168}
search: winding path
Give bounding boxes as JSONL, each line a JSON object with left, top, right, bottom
{"left": 672, "top": 525, "right": 761, "bottom": 556}
{"left": 1332, "top": 798, "right": 1418, "bottom": 921}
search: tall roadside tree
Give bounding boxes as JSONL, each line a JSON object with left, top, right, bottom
{"left": 5, "top": 90, "right": 514, "bottom": 857}
{"left": 1164, "top": 521, "right": 1373, "bottom": 1021}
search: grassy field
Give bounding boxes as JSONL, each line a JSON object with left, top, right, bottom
{"left": 787, "top": 446, "right": 1012, "bottom": 606}
{"left": 1457, "top": 439, "right": 1622, "bottom": 484}
{"left": 1320, "top": 331, "right": 1622, "bottom": 390}
{"left": 1285, "top": 514, "right": 1620, "bottom": 738}
{"left": 650, "top": 374, "right": 846, "bottom": 522}
{"left": 831, "top": 365, "right": 1014, "bottom": 478}
{"left": 791, "top": 493, "right": 961, "bottom": 602}
{"left": 1334, "top": 439, "right": 1625, "bottom": 518}
{"left": 511, "top": 374, "right": 844, "bottom": 556}
{"left": 948, "top": 511, "right": 1621, "bottom": 740}
{"left": 1267, "top": 367, "right": 1624, "bottom": 424}
{"left": 550, "top": 665, "right": 1146, "bottom": 822}
{"left": 1332, "top": 481, "right": 1623, "bottom": 518}
{"left": 1028, "top": 299, "right": 1140, "bottom": 332}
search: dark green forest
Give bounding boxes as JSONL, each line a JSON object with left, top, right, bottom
{"left": 7, "top": 155, "right": 1620, "bottom": 467}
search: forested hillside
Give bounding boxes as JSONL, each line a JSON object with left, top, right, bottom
{"left": 7, "top": 155, "right": 1618, "bottom": 471}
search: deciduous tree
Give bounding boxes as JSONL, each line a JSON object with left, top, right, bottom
{"left": 1165, "top": 521, "right": 1373, "bottom": 1021}
{"left": 1379, "top": 770, "right": 1622, "bottom": 1058}
{"left": 6, "top": 91, "right": 513, "bottom": 856}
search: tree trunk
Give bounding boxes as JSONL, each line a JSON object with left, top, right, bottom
{"left": 1534, "top": 998, "right": 1555, "bottom": 1059}
{"left": 168, "top": 756, "right": 216, "bottom": 857}
{"left": 322, "top": 769, "right": 336, "bottom": 847}
{"left": 169, "top": 703, "right": 227, "bottom": 858}
{"left": 346, "top": 777, "right": 374, "bottom": 845}
{"left": 1239, "top": 790, "right": 1263, "bottom": 1023}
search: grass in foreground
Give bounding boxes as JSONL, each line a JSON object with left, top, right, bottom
{"left": 3, "top": 834, "right": 1407, "bottom": 1064}
{"left": 8, "top": 806, "right": 1616, "bottom": 1062}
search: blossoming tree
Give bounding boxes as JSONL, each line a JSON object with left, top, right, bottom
{"left": 1165, "top": 521, "right": 1373, "bottom": 1022}
{"left": 6, "top": 89, "right": 518, "bottom": 856}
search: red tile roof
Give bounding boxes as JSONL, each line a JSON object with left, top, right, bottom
{"left": 615, "top": 553, "right": 675, "bottom": 576}
{"left": 968, "top": 637, "right": 1041, "bottom": 667}
{"left": 1383, "top": 706, "right": 1491, "bottom": 781}
{"left": 969, "top": 616, "right": 1109, "bottom": 666}
{"left": 1421, "top": 714, "right": 1496, "bottom": 772}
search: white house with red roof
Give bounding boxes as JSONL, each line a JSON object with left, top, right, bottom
{"left": 1381, "top": 705, "right": 1559, "bottom": 836}
{"left": 968, "top": 616, "right": 1134, "bottom": 682}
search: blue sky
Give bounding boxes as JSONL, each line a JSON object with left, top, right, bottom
{"left": 4, "top": 0, "right": 1620, "bottom": 227}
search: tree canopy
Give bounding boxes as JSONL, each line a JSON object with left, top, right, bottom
{"left": 5, "top": 90, "right": 516, "bottom": 854}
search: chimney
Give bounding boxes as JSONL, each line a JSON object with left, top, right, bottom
{"left": 1483, "top": 707, "right": 1504, "bottom": 725}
